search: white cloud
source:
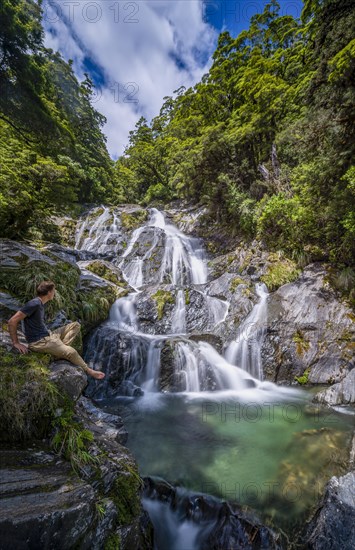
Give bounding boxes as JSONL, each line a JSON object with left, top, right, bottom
{"left": 42, "top": 1, "right": 217, "bottom": 158}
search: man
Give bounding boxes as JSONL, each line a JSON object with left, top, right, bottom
{"left": 8, "top": 280, "right": 105, "bottom": 380}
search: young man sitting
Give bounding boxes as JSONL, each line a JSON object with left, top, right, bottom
{"left": 8, "top": 280, "right": 105, "bottom": 380}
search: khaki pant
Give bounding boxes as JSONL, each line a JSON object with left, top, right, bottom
{"left": 28, "top": 322, "right": 89, "bottom": 373}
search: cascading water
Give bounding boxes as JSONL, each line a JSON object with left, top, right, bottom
{"left": 75, "top": 206, "right": 121, "bottom": 255}
{"left": 82, "top": 207, "right": 291, "bottom": 397}
{"left": 224, "top": 283, "right": 268, "bottom": 380}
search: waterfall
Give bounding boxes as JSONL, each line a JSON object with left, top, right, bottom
{"left": 224, "top": 283, "right": 268, "bottom": 380}
{"left": 75, "top": 206, "right": 121, "bottom": 255}
{"left": 82, "top": 207, "right": 281, "bottom": 398}
{"left": 171, "top": 290, "right": 186, "bottom": 334}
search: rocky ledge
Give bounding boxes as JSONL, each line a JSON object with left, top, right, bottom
{"left": 0, "top": 351, "right": 153, "bottom": 550}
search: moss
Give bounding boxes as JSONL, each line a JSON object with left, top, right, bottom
{"left": 152, "top": 290, "right": 174, "bottom": 320}
{"left": 185, "top": 289, "right": 190, "bottom": 305}
{"left": 104, "top": 533, "right": 121, "bottom": 550}
{"left": 0, "top": 350, "right": 59, "bottom": 441}
{"left": 85, "top": 261, "right": 127, "bottom": 288}
{"left": 112, "top": 462, "right": 143, "bottom": 525}
{"left": 88, "top": 207, "right": 105, "bottom": 220}
{"left": 261, "top": 254, "right": 300, "bottom": 291}
{"left": 121, "top": 210, "right": 148, "bottom": 231}
{"left": 229, "top": 277, "right": 245, "bottom": 292}
{"left": 242, "top": 287, "right": 253, "bottom": 298}
{"left": 295, "top": 368, "right": 311, "bottom": 385}
{"left": 293, "top": 330, "right": 310, "bottom": 356}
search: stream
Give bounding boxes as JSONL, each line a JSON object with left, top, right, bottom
{"left": 76, "top": 207, "right": 353, "bottom": 547}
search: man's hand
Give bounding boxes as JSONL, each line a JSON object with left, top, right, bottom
{"left": 13, "top": 343, "right": 29, "bottom": 354}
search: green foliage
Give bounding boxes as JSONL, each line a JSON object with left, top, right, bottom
{"left": 295, "top": 368, "right": 311, "bottom": 385}
{"left": 261, "top": 253, "right": 300, "bottom": 290}
{"left": 114, "top": 0, "right": 355, "bottom": 269}
{"left": 104, "top": 533, "right": 121, "bottom": 550}
{"left": 0, "top": 256, "right": 80, "bottom": 322}
{"left": 152, "top": 290, "right": 175, "bottom": 320}
{"left": 0, "top": 349, "right": 58, "bottom": 441}
{"left": 51, "top": 406, "right": 99, "bottom": 475}
{"left": 0, "top": 1, "right": 114, "bottom": 240}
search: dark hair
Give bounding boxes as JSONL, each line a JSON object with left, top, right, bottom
{"left": 36, "top": 281, "right": 55, "bottom": 296}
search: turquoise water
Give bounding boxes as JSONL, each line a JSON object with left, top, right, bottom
{"left": 102, "top": 390, "right": 353, "bottom": 535}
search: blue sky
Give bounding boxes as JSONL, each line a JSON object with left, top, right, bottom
{"left": 42, "top": 1, "right": 304, "bottom": 158}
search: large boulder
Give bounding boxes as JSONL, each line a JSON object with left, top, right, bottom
{"left": 262, "top": 264, "right": 355, "bottom": 386}
{"left": 313, "top": 369, "right": 355, "bottom": 406}
{"left": 305, "top": 471, "right": 355, "bottom": 550}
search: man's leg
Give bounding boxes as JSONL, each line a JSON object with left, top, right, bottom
{"left": 28, "top": 335, "right": 104, "bottom": 379}
{"left": 52, "top": 322, "right": 81, "bottom": 346}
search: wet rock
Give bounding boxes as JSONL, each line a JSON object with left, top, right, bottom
{"left": 305, "top": 472, "right": 355, "bottom": 550}
{"left": 116, "top": 380, "right": 144, "bottom": 397}
{"left": 262, "top": 264, "right": 355, "bottom": 388}
{"left": 189, "top": 333, "right": 224, "bottom": 353}
{"left": 313, "top": 369, "right": 355, "bottom": 406}
{"left": 119, "top": 226, "right": 166, "bottom": 287}
{"left": 76, "top": 396, "right": 128, "bottom": 445}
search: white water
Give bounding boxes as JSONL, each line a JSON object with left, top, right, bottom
{"left": 225, "top": 283, "right": 268, "bottom": 380}
{"left": 171, "top": 290, "right": 186, "bottom": 334}
{"left": 75, "top": 206, "right": 121, "bottom": 255}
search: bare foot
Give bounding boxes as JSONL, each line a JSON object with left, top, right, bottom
{"left": 87, "top": 368, "right": 105, "bottom": 380}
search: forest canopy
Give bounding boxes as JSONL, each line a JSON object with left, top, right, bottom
{"left": 115, "top": 0, "right": 355, "bottom": 267}
{"left": 1, "top": 0, "right": 354, "bottom": 270}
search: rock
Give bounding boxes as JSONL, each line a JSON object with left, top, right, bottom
{"left": 0, "top": 448, "right": 97, "bottom": 550}
{"left": 0, "top": 239, "right": 57, "bottom": 269}
{"left": 48, "top": 360, "right": 88, "bottom": 402}
{"left": 0, "top": 292, "right": 22, "bottom": 322}
{"left": 44, "top": 243, "right": 99, "bottom": 264}
{"left": 262, "top": 264, "right": 355, "bottom": 387}
{"left": 305, "top": 472, "right": 355, "bottom": 550}
{"left": 313, "top": 369, "right": 355, "bottom": 405}
{"left": 76, "top": 396, "right": 128, "bottom": 445}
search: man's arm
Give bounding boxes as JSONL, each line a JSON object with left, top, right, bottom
{"left": 8, "top": 311, "right": 28, "bottom": 354}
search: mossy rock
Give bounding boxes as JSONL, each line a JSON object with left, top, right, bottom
{"left": 261, "top": 254, "right": 300, "bottom": 291}
{"left": 121, "top": 210, "right": 148, "bottom": 231}
{"left": 0, "top": 350, "right": 59, "bottom": 442}
{"left": 151, "top": 290, "right": 175, "bottom": 320}
{"left": 229, "top": 277, "right": 246, "bottom": 293}
{"left": 112, "top": 462, "right": 143, "bottom": 525}
{"left": 293, "top": 330, "right": 311, "bottom": 356}
{"left": 84, "top": 261, "right": 127, "bottom": 288}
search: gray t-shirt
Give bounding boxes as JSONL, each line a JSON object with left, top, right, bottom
{"left": 20, "top": 297, "right": 50, "bottom": 343}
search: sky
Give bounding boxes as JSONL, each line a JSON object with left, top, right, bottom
{"left": 42, "top": 1, "right": 304, "bottom": 159}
